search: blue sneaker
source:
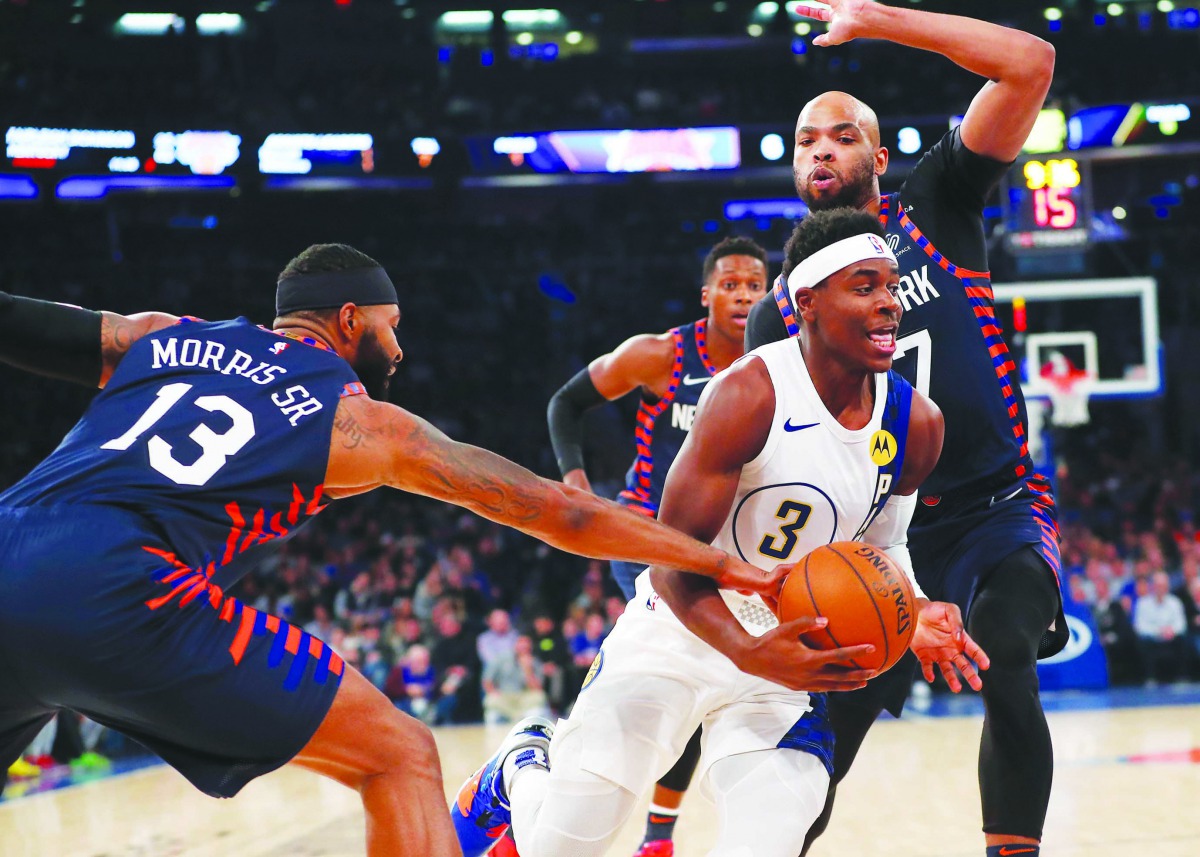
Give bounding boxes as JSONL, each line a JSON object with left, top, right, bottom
{"left": 452, "top": 715, "right": 554, "bottom": 857}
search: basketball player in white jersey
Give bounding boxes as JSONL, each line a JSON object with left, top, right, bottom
{"left": 452, "top": 209, "right": 989, "bottom": 857}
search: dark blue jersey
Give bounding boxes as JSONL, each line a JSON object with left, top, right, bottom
{"left": 750, "top": 127, "right": 1032, "bottom": 501}
{"left": 618, "top": 318, "right": 719, "bottom": 516}
{"left": 0, "top": 317, "right": 363, "bottom": 584}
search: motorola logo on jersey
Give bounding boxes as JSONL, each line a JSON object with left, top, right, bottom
{"left": 869, "top": 430, "right": 898, "bottom": 466}
{"left": 894, "top": 264, "right": 941, "bottom": 312}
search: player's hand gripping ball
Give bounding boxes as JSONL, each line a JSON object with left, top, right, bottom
{"left": 778, "top": 542, "right": 917, "bottom": 673}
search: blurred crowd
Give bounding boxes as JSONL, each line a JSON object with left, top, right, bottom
{"left": 1057, "top": 430, "right": 1200, "bottom": 685}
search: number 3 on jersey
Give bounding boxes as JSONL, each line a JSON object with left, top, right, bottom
{"left": 758, "top": 500, "right": 813, "bottom": 561}
{"left": 102, "top": 382, "right": 255, "bottom": 486}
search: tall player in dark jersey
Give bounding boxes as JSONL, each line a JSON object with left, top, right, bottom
{"left": 547, "top": 237, "right": 767, "bottom": 856}
{"left": 742, "top": 3, "right": 1063, "bottom": 856}
{"left": 0, "top": 244, "right": 787, "bottom": 856}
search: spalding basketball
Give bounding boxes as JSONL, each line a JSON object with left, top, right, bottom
{"left": 778, "top": 541, "right": 917, "bottom": 673}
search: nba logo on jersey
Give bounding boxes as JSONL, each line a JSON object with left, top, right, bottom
{"left": 270, "top": 341, "right": 289, "bottom": 355}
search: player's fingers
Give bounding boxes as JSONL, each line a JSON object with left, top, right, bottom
{"left": 792, "top": 3, "right": 833, "bottom": 22}
{"left": 814, "top": 644, "right": 875, "bottom": 666}
{"left": 812, "top": 34, "right": 832, "bottom": 47}
{"left": 960, "top": 661, "right": 984, "bottom": 692}
{"left": 776, "top": 616, "right": 829, "bottom": 637}
{"left": 920, "top": 659, "right": 936, "bottom": 684}
{"left": 939, "top": 658, "right": 963, "bottom": 693}
{"left": 961, "top": 632, "right": 990, "bottom": 670}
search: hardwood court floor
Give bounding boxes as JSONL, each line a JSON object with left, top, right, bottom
{"left": 3, "top": 701, "right": 1199, "bottom": 857}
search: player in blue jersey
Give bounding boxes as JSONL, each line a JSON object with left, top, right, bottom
{"left": 742, "top": 4, "right": 1063, "bottom": 856}
{"left": 0, "top": 243, "right": 789, "bottom": 856}
{"left": 547, "top": 236, "right": 767, "bottom": 857}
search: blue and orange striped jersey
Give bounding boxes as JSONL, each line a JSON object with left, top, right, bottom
{"left": 763, "top": 195, "right": 1031, "bottom": 499}
{"left": 618, "top": 318, "right": 719, "bottom": 516}
{"left": 0, "top": 317, "right": 362, "bottom": 586}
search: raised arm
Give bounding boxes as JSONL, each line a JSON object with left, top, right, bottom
{"left": 648, "top": 357, "right": 877, "bottom": 692}
{"left": 0, "top": 289, "right": 177, "bottom": 388}
{"left": 799, "top": 0, "right": 1055, "bottom": 162}
{"left": 325, "top": 394, "right": 778, "bottom": 595}
{"left": 547, "top": 333, "right": 673, "bottom": 493}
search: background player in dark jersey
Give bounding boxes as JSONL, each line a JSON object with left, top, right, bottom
{"left": 744, "top": 3, "right": 1062, "bottom": 856}
{"left": 0, "top": 244, "right": 787, "bottom": 857}
{"left": 547, "top": 236, "right": 767, "bottom": 856}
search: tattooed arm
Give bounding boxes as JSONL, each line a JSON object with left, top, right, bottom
{"left": 323, "top": 395, "right": 786, "bottom": 590}
{"left": 98, "top": 311, "right": 180, "bottom": 388}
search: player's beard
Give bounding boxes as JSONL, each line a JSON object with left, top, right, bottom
{"left": 794, "top": 156, "right": 877, "bottom": 211}
{"left": 354, "top": 329, "right": 396, "bottom": 401}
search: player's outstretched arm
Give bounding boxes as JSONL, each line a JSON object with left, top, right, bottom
{"left": 98, "top": 311, "right": 182, "bottom": 387}
{"left": 325, "top": 395, "right": 779, "bottom": 595}
{"left": 648, "top": 358, "right": 877, "bottom": 692}
{"left": 0, "top": 290, "right": 176, "bottom": 388}
{"left": 547, "top": 333, "right": 672, "bottom": 493}
{"left": 798, "top": 0, "right": 1054, "bottom": 162}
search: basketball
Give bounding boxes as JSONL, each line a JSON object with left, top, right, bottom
{"left": 778, "top": 541, "right": 918, "bottom": 673}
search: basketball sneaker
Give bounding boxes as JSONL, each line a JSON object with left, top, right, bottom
{"left": 452, "top": 715, "right": 554, "bottom": 857}
{"left": 634, "top": 840, "right": 675, "bottom": 857}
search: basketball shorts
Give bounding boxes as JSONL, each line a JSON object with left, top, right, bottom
{"left": 0, "top": 504, "right": 343, "bottom": 798}
{"left": 554, "top": 570, "right": 833, "bottom": 799}
{"left": 840, "top": 477, "right": 1067, "bottom": 716}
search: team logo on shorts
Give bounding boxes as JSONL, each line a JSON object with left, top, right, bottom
{"left": 580, "top": 650, "right": 604, "bottom": 691}
{"left": 869, "top": 429, "right": 897, "bottom": 466}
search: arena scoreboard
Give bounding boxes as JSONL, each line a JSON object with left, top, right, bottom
{"left": 1004, "top": 155, "right": 1092, "bottom": 253}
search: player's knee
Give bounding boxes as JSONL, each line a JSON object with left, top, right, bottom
{"left": 968, "top": 597, "right": 1038, "bottom": 671}
{"left": 367, "top": 707, "right": 440, "bottom": 780}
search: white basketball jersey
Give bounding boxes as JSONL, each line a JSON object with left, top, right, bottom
{"left": 711, "top": 339, "right": 913, "bottom": 635}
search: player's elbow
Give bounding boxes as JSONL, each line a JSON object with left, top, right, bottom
{"left": 1020, "top": 37, "right": 1055, "bottom": 88}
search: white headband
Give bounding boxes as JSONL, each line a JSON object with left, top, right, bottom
{"left": 786, "top": 232, "right": 897, "bottom": 305}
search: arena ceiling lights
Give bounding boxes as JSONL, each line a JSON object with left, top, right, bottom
{"left": 436, "top": 9, "right": 565, "bottom": 32}
{"left": 113, "top": 12, "right": 246, "bottom": 37}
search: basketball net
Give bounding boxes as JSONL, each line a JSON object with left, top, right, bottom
{"left": 1040, "top": 352, "right": 1092, "bottom": 427}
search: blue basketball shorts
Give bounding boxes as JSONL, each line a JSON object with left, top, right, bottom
{"left": 0, "top": 504, "right": 343, "bottom": 798}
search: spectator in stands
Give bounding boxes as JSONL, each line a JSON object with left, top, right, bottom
{"left": 430, "top": 611, "right": 481, "bottom": 724}
{"left": 482, "top": 635, "right": 550, "bottom": 725}
{"left": 303, "top": 603, "right": 337, "bottom": 643}
{"left": 530, "top": 612, "right": 573, "bottom": 715}
{"left": 1092, "top": 577, "right": 1143, "bottom": 686}
{"left": 1133, "top": 571, "right": 1188, "bottom": 684}
{"left": 386, "top": 644, "right": 438, "bottom": 724}
{"left": 570, "top": 612, "right": 608, "bottom": 689}
{"left": 477, "top": 608, "right": 519, "bottom": 670}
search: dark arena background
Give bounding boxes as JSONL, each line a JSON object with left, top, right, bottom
{"left": 1, "top": 2, "right": 1199, "bottom": 855}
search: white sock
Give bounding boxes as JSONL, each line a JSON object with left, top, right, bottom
{"left": 502, "top": 746, "right": 549, "bottom": 802}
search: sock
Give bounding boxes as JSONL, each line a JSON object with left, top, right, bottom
{"left": 643, "top": 803, "right": 680, "bottom": 844}
{"left": 986, "top": 845, "right": 1039, "bottom": 857}
{"left": 502, "top": 746, "right": 549, "bottom": 802}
